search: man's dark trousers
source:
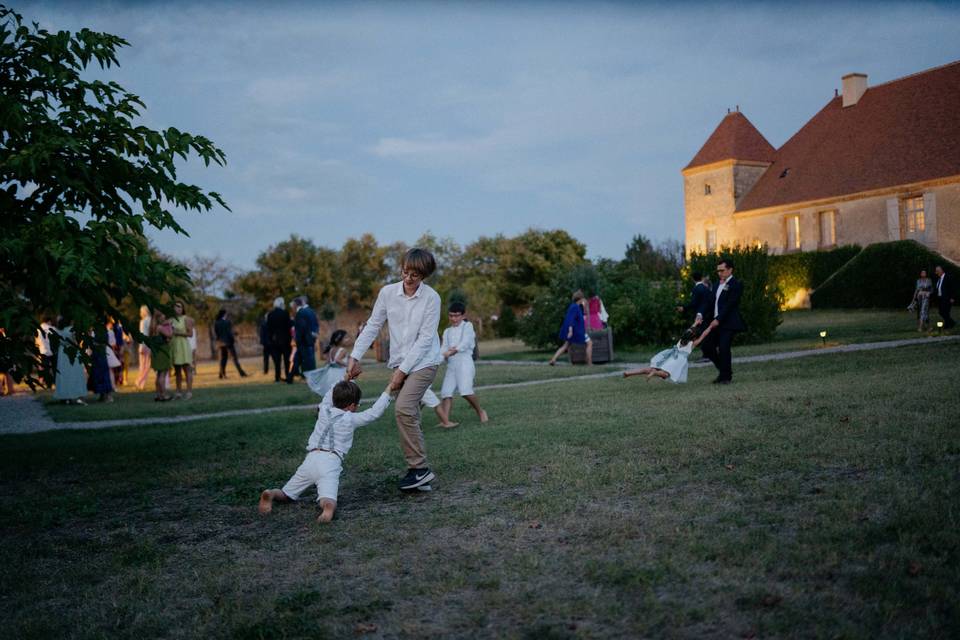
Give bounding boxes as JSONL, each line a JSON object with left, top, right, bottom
{"left": 939, "top": 298, "right": 956, "bottom": 329}
{"left": 700, "top": 329, "right": 735, "bottom": 381}
{"left": 270, "top": 346, "right": 290, "bottom": 381}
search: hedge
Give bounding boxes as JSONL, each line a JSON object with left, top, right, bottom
{"left": 686, "top": 245, "right": 783, "bottom": 343}
{"left": 810, "top": 240, "right": 960, "bottom": 308}
{"left": 769, "top": 245, "right": 861, "bottom": 306}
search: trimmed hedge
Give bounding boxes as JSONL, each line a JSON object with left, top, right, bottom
{"left": 811, "top": 240, "right": 960, "bottom": 308}
{"left": 686, "top": 246, "right": 783, "bottom": 343}
{"left": 769, "top": 245, "right": 861, "bottom": 305}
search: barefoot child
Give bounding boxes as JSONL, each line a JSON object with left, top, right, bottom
{"left": 435, "top": 301, "right": 487, "bottom": 428}
{"left": 622, "top": 328, "right": 707, "bottom": 384}
{"left": 259, "top": 380, "right": 393, "bottom": 523}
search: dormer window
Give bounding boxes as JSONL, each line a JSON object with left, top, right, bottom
{"left": 704, "top": 183, "right": 712, "bottom": 196}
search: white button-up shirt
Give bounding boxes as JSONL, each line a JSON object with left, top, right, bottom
{"left": 307, "top": 391, "right": 392, "bottom": 458}
{"left": 714, "top": 276, "right": 732, "bottom": 318}
{"left": 351, "top": 281, "right": 443, "bottom": 373}
{"left": 441, "top": 320, "right": 476, "bottom": 360}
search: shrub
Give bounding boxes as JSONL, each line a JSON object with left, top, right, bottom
{"left": 686, "top": 246, "right": 783, "bottom": 343}
{"left": 810, "top": 240, "right": 960, "bottom": 308}
{"left": 769, "top": 245, "right": 861, "bottom": 306}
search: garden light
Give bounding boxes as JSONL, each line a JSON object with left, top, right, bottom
{"left": 819, "top": 330, "right": 827, "bottom": 345}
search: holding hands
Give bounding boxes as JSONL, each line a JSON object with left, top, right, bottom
{"left": 389, "top": 368, "right": 407, "bottom": 393}
{"left": 346, "top": 357, "right": 362, "bottom": 381}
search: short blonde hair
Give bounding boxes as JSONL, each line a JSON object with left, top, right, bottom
{"left": 401, "top": 248, "right": 437, "bottom": 278}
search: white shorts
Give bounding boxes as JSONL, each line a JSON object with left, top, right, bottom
{"left": 421, "top": 388, "right": 440, "bottom": 408}
{"left": 441, "top": 356, "right": 475, "bottom": 398}
{"left": 281, "top": 450, "right": 343, "bottom": 502}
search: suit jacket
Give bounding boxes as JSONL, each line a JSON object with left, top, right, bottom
{"left": 936, "top": 273, "right": 954, "bottom": 302}
{"left": 713, "top": 277, "right": 746, "bottom": 332}
{"left": 214, "top": 318, "right": 235, "bottom": 346}
{"left": 683, "top": 282, "right": 712, "bottom": 322}
{"left": 294, "top": 306, "right": 320, "bottom": 347}
{"left": 266, "top": 308, "right": 293, "bottom": 348}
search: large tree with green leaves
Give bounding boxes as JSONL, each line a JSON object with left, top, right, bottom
{"left": 0, "top": 7, "right": 228, "bottom": 385}
{"left": 233, "top": 235, "right": 340, "bottom": 313}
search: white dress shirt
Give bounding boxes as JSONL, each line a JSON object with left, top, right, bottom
{"left": 441, "top": 321, "right": 476, "bottom": 360}
{"left": 307, "top": 390, "right": 392, "bottom": 459}
{"left": 714, "top": 276, "right": 732, "bottom": 318}
{"left": 351, "top": 281, "right": 443, "bottom": 373}
{"left": 937, "top": 274, "right": 945, "bottom": 296}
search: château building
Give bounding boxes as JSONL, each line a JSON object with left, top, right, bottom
{"left": 683, "top": 61, "right": 960, "bottom": 264}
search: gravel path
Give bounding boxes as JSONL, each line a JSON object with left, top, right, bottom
{"left": 2, "top": 334, "right": 956, "bottom": 435}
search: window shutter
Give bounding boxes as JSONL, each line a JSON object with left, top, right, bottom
{"left": 923, "top": 192, "right": 937, "bottom": 248}
{"left": 885, "top": 198, "right": 900, "bottom": 241}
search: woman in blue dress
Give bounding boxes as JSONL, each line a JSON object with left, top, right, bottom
{"left": 547, "top": 290, "right": 593, "bottom": 366}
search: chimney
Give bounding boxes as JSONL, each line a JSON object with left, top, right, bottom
{"left": 842, "top": 73, "right": 868, "bottom": 107}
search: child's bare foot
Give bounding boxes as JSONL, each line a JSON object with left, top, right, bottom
{"left": 478, "top": 410, "right": 489, "bottom": 423}
{"left": 258, "top": 490, "right": 275, "bottom": 515}
{"left": 438, "top": 421, "right": 460, "bottom": 429}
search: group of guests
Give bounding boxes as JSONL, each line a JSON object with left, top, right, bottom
{"left": 547, "top": 291, "right": 608, "bottom": 366}
{"left": 259, "top": 295, "right": 320, "bottom": 384}
{"left": 47, "top": 301, "right": 198, "bottom": 405}
{"left": 910, "top": 266, "right": 955, "bottom": 331}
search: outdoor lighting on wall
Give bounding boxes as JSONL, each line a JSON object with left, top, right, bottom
{"left": 819, "top": 330, "right": 827, "bottom": 346}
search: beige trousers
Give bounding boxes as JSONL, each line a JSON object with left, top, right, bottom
{"left": 394, "top": 366, "right": 437, "bottom": 469}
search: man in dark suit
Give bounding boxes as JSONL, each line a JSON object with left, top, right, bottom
{"left": 677, "top": 271, "right": 713, "bottom": 327}
{"left": 934, "top": 265, "right": 956, "bottom": 329}
{"left": 699, "top": 258, "right": 746, "bottom": 384}
{"left": 287, "top": 295, "right": 320, "bottom": 383}
{"left": 266, "top": 296, "right": 293, "bottom": 382}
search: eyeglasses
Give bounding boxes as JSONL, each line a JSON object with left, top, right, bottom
{"left": 401, "top": 270, "right": 424, "bottom": 280}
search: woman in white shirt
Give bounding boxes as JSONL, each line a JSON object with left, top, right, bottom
{"left": 436, "top": 302, "right": 488, "bottom": 427}
{"left": 135, "top": 305, "right": 152, "bottom": 390}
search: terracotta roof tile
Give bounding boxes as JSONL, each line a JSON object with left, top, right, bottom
{"left": 736, "top": 60, "right": 960, "bottom": 212}
{"left": 684, "top": 111, "right": 776, "bottom": 170}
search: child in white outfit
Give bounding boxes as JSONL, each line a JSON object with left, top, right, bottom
{"left": 622, "top": 328, "right": 708, "bottom": 384}
{"left": 258, "top": 380, "right": 392, "bottom": 523}
{"left": 434, "top": 302, "right": 488, "bottom": 427}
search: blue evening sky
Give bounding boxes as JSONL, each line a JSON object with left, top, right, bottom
{"left": 18, "top": 1, "right": 960, "bottom": 270}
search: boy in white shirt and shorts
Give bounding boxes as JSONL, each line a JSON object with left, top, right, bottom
{"left": 258, "top": 380, "right": 393, "bottom": 523}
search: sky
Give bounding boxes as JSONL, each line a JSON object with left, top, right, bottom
{"left": 18, "top": 0, "right": 960, "bottom": 271}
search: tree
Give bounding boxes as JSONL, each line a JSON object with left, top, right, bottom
{"left": 499, "top": 229, "right": 587, "bottom": 306}
{"left": 233, "top": 235, "right": 339, "bottom": 313}
{"left": 339, "top": 233, "right": 388, "bottom": 310}
{"left": 0, "top": 7, "right": 228, "bottom": 385}
{"left": 182, "top": 255, "right": 238, "bottom": 358}
{"left": 623, "top": 234, "right": 682, "bottom": 279}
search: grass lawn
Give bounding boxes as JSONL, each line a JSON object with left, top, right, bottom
{"left": 2, "top": 340, "right": 958, "bottom": 638}
{"left": 484, "top": 308, "right": 940, "bottom": 362}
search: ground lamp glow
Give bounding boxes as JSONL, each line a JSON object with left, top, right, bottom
{"left": 819, "top": 330, "right": 827, "bottom": 346}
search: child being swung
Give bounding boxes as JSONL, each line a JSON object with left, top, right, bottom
{"left": 259, "top": 380, "right": 393, "bottom": 523}
{"left": 622, "top": 327, "right": 710, "bottom": 383}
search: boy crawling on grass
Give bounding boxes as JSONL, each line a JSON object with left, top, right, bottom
{"left": 259, "top": 379, "right": 393, "bottom": 523}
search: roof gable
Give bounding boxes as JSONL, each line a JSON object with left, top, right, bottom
{"left": 684, "top": 111, "right": 776, "bottom": 170}
{"left": 736, "top": 60, "right": 960, "bottom": 212}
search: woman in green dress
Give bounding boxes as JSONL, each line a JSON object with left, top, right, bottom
{"left": 169, "top": 301, "right": 195, "bottom": 399}
{"left": 150, "top": 310, "right": 173, "bottom": 401}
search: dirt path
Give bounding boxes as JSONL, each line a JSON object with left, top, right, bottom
{"left": 2, "top": 334, "right": 956, "bottom": 435}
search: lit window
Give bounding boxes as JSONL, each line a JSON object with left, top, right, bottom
{"left": 704, "top": 183, "right": 712, "bottom": 196}
{"left": 785, "top": 215, "right": 801, "bottom": 251}
{"left": 900, "top": 196, "right": 925, "bottom": 234}
{"left": 819, "top": 210, "right": 836, "bottom": 247}
{"left": 706, "top": 229, "right": 717, "bottom": 252}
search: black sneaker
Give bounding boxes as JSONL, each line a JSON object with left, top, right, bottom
{"left": 399, "top": 468, "right": 435, "bottom": 490}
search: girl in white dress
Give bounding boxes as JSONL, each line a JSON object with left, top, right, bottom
{"left": 435, "top": 302, "right": 488, "bottom": 428}
{"left": 622, "top": 328, "right": 709, "bottom": 384}
{"left": 305, "top": 329, "right": 352, "bottom": 398}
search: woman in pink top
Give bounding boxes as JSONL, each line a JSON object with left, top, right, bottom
{"left": 586, "top": 295, "right": 607, "bottom": 332}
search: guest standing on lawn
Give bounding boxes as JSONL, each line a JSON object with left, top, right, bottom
{"left": 699, "top": 258, "right": 745, "bottom": 384}
{"left": 547, "top": 290, "right": 592, "bottom": 366}
{"left": 266, "top": 297, "right": 293, "bottom": 383}
{"left": 135, "top": 305, "right": 152, "bottom": 390}
{"left": 150, "top": 310, "right": 173, "bottom": 401}
{"left": 170, "top": 301, "right": 195, "bottom": 399}
{"left": 934, "top": 265, "right": 956, "bottom": 329}
{"left": 214, "top": 309, "right": 248, "bottom": 379}
{"left": 53, "top": 320, "right": 87, "bottom": 404}
{"left": 347, "top": 248, "right": 443, "bottom": 491}
{"left": 910, "top": 269, "right": 933, "bottom": 332}
{"left": 677, "top": 271, "right": 713, "bottom": 327}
